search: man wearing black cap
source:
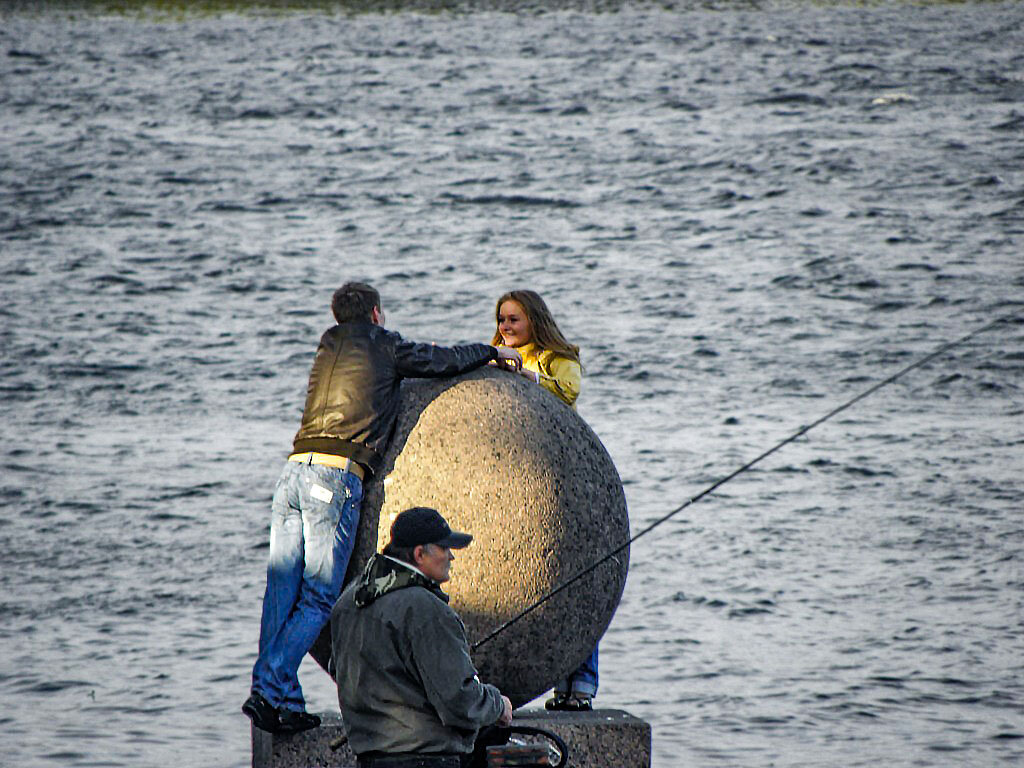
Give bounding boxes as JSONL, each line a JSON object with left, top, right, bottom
{"left": 331, "top": 507, "right": 513, "bottom": 768}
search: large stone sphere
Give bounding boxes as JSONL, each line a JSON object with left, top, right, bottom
{"left": 311, "top": 366, "right": 629, "bottom": 706}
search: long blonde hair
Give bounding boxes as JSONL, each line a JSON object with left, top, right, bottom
{"left": 490, "top": 290, "right": 580, "bottom": 364}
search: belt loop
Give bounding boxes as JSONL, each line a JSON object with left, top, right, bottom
{"left": 307, "top": 453, "right": 314, "bottom": 466}
{"left": 344, "top": 458, "right": 352, "bottom": 476}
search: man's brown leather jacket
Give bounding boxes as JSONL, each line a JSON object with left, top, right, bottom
{"left": 292, "top": 320, "right": 496, "bottom": 475}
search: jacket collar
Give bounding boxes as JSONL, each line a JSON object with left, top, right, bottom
{"left": 514, "top": 341, "right": 538, "bottom": 357}
{"left": 353, "top": 553, "right": 449, "bottom": 608}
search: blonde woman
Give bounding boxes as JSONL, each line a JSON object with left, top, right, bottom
{"left": 491, "top": 289, "right": 581, "bottom": 409}
{"left": 491, "top": 289, "right": 596, "bottom": 711}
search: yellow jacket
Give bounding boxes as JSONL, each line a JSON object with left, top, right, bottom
{"left": 514, "top": 342, "right": 581, "bottom": 408}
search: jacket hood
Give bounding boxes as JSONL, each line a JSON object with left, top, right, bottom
{"left": 353, "top": 553, "right": 449, "bottom": 608}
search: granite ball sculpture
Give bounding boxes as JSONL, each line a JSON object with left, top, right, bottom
{"left": 310, "top": 366, "right": 629, "bottom": 707}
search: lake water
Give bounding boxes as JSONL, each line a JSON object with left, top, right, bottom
{"left": 1, "top": 2, "right": 1023, "bottom": 766}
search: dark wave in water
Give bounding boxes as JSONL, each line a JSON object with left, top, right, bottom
{"left": 3, "top": 0, "right": 807, "bottom": 16}
{"left": 2, "top": 3, "right": 1024, "bottom": 768}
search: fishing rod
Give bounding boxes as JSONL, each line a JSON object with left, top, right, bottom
{"left": 472, "top": 309, "right": 1022, "bottom": 651}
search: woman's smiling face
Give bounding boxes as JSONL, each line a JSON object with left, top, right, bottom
{"left": 497, "top": 300, "right": 532, "bottom": 347}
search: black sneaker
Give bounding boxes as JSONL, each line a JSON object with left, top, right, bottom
{"left": 565, "top": 693, "right": 593, "bottom": 712}
{"left": 242, "top": 692, "right": 280, "bottom": 732}
{"left": 278, "top": 709, "right": 321, "bottom": 734}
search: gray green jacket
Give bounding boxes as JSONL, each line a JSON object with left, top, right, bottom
{"left": 330, "top": 554, "right": 504, "bottom": 756}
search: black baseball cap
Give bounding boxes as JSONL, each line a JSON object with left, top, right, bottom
{"left": 390, "top": 507, "right": 473, "bottom": 549}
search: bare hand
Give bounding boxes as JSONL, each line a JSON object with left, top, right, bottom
{"left": 498, "top": 695, "right": 513, "bottom": 726}
{"left": 493, "top": 346, "right": 523, "bottom": 372}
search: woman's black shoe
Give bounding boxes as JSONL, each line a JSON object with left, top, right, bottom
{"left": 546, "top": 691, "right": 593, "bottom": 712}
{"left": 564, "top": 693, "right": 592, "bottom": 712}
{"left": 545, "top": 693, "right": 569, "bottom": 711}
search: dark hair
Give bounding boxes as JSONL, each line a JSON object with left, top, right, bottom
{"left": 332, "top": 282, "right": 380, "bottom": 324}
{"left": 491, "top": 289, "right": 580, "bottom": 363}
{"left": 382, "top": 542, "right": 417, "bottom": 564}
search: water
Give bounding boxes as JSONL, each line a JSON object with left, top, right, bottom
{"left": 1, "top": 3, "right": 1023, "bottom": 766}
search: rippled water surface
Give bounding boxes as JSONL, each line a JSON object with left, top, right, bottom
{"left": 2, "top": 3, "right": 1023, "bottom": 767}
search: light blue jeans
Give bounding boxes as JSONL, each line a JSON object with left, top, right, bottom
{"left": 555, "top": 644, "right": 599, "bottom": 698}
{"left": 251, "top": 460, "right": 362, "bottom": 712}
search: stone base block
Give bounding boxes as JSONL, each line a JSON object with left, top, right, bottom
{"left": 252, "top": 713, "right": 354, "bottom": 768}
{"left": 512, "top": 709, "right": 651, "bottom": 768}
{"left": 252, "top": 709, "right": 650, "bottom": 768}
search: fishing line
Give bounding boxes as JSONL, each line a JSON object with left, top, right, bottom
{"left": 472, "top": 309, "right": 1022, "bottom": 651}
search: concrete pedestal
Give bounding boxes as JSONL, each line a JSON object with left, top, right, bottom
{"left": 252, "top": 709, "right": 651, "bottom": 768}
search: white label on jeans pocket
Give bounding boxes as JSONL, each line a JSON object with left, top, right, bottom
{"left": 310, "top": 484, "right": 334, "bottom": 504}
